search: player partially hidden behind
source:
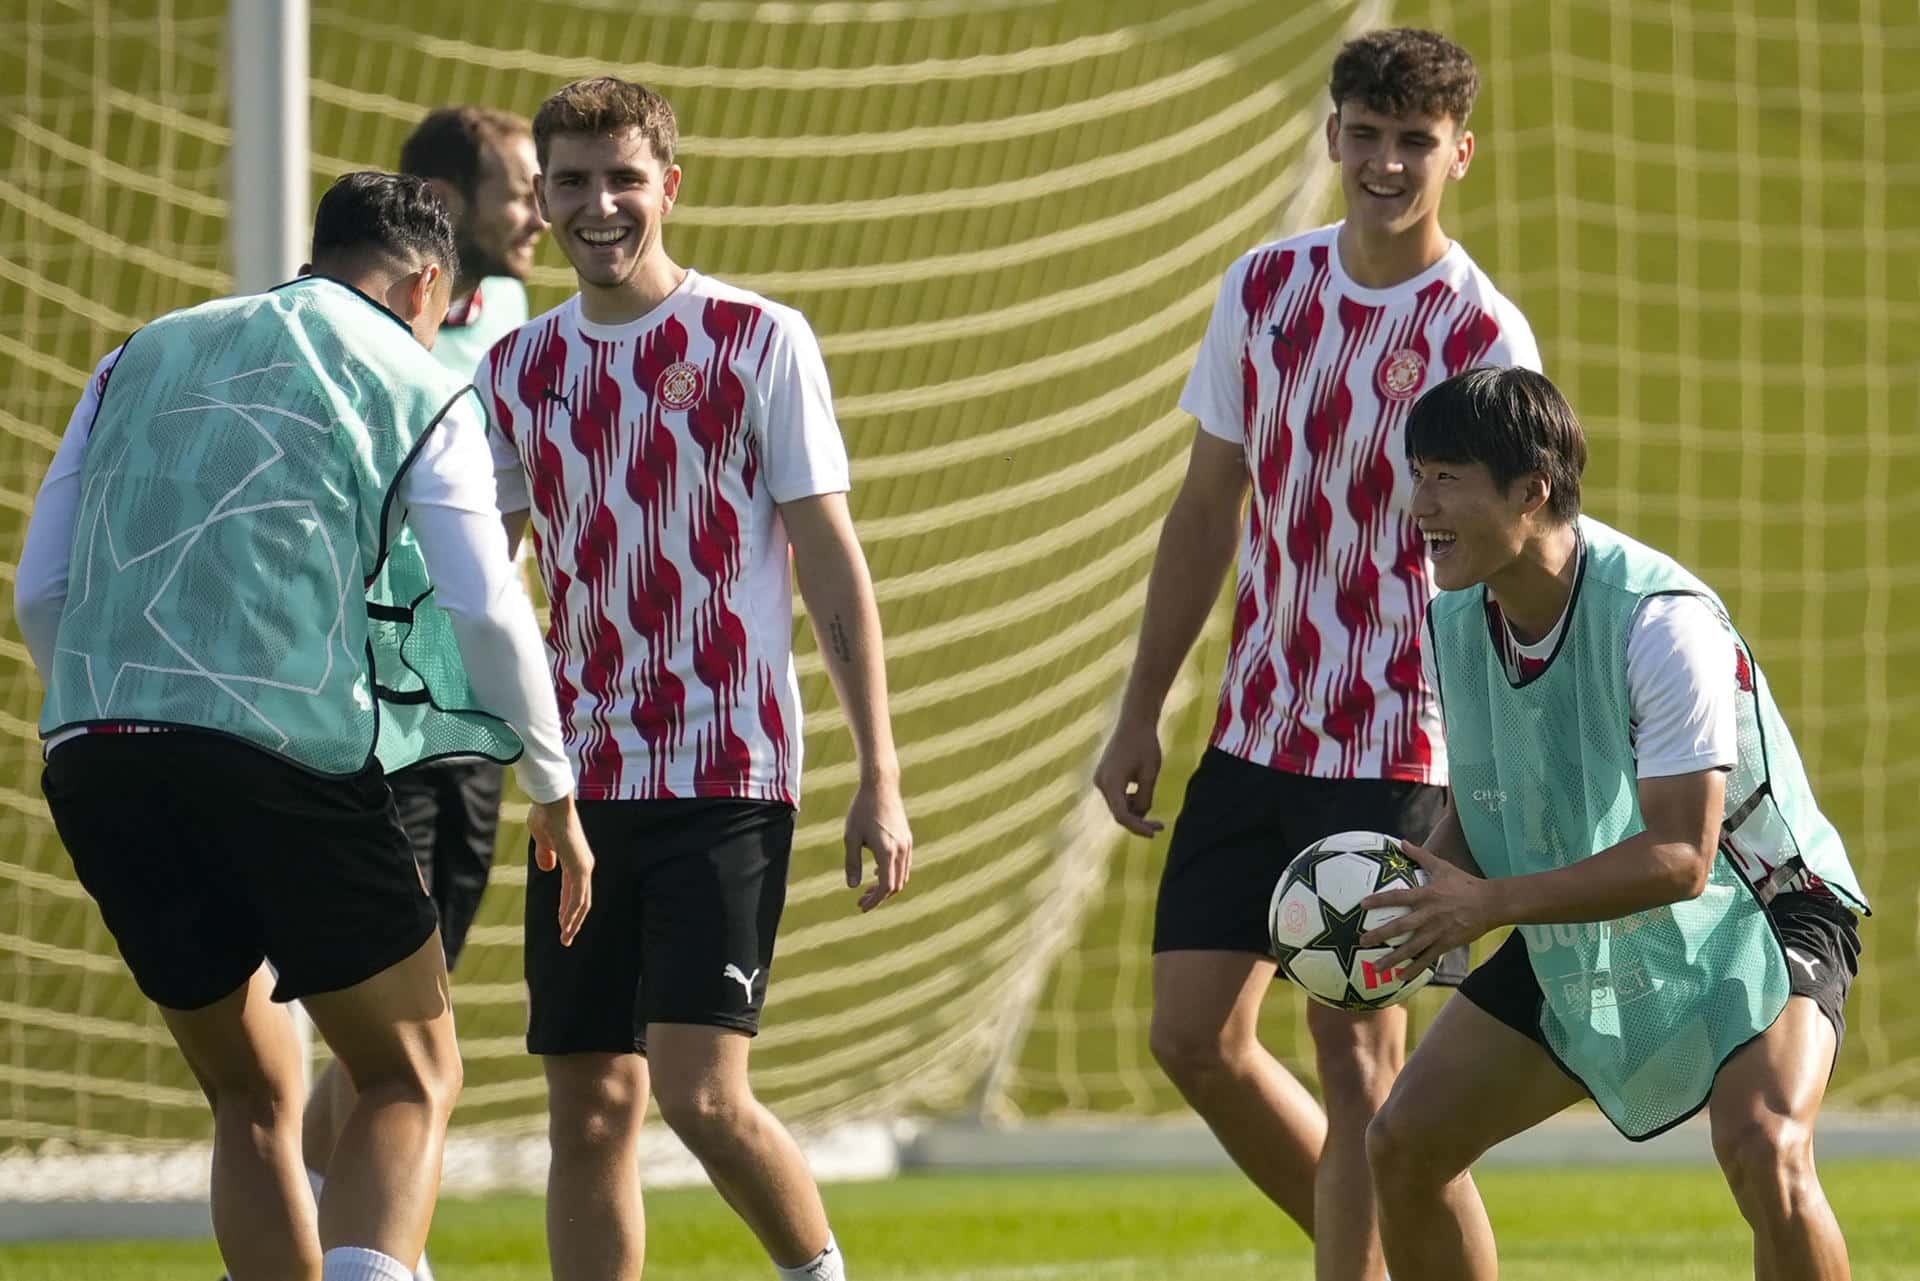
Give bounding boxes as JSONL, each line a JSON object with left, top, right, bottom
{"left": 475, "top": 77, "right": 912, "bottom": 1281}
{"left": 1093, "top": 29, "right": 1538, "bottom": 1281}
{"left": 1363, "top": 367, "right": 1868, "bottom": 1281}
{"left": 295, "top": 107, "right": 548, "bottom": 1281}
{"left": 15, "top": 172, "right": 595, "bottom": 1281}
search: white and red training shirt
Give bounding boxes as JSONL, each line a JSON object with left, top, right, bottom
{"left": 1181, "top": 223, "right": 1541, "bottom": 784}
{"left": 478, "top": 270, "right": 850, "bottom": 804}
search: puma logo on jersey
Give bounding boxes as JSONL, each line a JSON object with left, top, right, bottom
{"left": 1786, "top": 948, "right": 1821, "bottom": 983}
{"left": 723, "top": 963, "right": 760, "bottom": 1004}
{"left": 541, "top": 384, "right": 576, "bottom": 414}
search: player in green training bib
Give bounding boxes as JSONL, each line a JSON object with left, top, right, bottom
{"left": 1358, "top": 368, "right": 1868, "bottom": 1281}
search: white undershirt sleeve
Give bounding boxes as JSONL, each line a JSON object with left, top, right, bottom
{"left": 1626, "top": 593, "right": 1739, "bottom": 779}
{"left": 16, "top": 348, "right": 122, "bottom": 680}
{"left": 400, "top": 393, "right": 573, "bottom": 802}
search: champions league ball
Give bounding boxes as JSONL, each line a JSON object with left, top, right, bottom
{"left": 1268, "top": 830, "right": 1434, "bottom": 1011}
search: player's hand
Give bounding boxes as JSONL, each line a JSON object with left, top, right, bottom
{"left": 1093, "top": 717, "right": 1164, "bottom": 836}
{"left": 845, "top": 773, "right": 912, "bottom": 913}
{"left": 1358, "top": 841, "right": 1493, "bottom": 976}
{"left": 529, "top": 794, "right": 594, "bottom": 946}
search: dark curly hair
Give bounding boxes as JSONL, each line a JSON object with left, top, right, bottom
{"left": 1330, "top": 28, "right": 1480, "bottom": 127}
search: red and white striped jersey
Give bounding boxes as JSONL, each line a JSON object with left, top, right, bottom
{"left": 478, "top": 271, "right": 850, "bottom": 803}
{"left": 1181, "top": 223, "right": 1540, "bottom": 784}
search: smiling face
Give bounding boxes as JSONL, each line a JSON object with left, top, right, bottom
{"left": 1409, "top": 456, "right": 1536, "bottom": 593}
{"left": 536, "top": 127, "right": 680, "bottom": 295}
{"left": 459, "top": 132, "right": 544, "bottom": 284}
{"left": 1327, "top": 102, "right": 1472, "bottom": 241}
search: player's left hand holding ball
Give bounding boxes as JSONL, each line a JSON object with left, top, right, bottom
{"left": 1359, "top": 842, "right": 1495, "bottom": 977}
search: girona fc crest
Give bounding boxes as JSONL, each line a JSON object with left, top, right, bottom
{"left": 1376, "top": 347, "right": 1427, "bottom": 401}
{"left": 655, "top": 360, "right": 703, "bottom": 410}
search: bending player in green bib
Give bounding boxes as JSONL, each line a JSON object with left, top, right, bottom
{"left": 1359, "top": 368, "right": 1868, "bottom": 1280}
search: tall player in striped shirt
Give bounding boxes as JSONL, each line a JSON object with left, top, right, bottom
{"left": 476, "top": 79, "right": 910, "bottom": 1281}
{"left": 1094, "top": 29, "right": 1540, "bottom": 1281}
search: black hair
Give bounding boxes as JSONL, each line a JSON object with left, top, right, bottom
{"left": 1406, "top": 367, "right": 1586, "bottom": 523}
{"left": 309, "top": 171, "right": 457, "bottom": 278}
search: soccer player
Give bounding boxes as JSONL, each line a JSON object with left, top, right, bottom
{"left": 298, "top": 111, "right": 547, "bottom": 1274}
{"left": 1091, "top": 28, "right": 1540, "bottom": 1281}
{"left": 1361, "top": 367, "right": 1868, "bottom": 1281}
{"left": 474, "top": 78, "right": 911, "bottom": 1281}
{"left": 15, "top": 172, "right": 595, "bottom": 1281}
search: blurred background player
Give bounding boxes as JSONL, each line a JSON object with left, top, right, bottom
{"left": 1092, "top": 29, "right": 1540, "bottom": 1281}
{"left": 1365, "top": 366, "right": 1869, "bottom": 1281}
{"left": 299, "top": 107, "right": 547, "bottom": 1281}
{"left": 474, "top": 77, "right": 912, "bottom": 1281}
{"left": 15, "top": 172, "right": 594, "bottom": 1281}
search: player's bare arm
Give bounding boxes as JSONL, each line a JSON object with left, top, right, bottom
{"left": 1092, "top": 428, "right": 1248, "bottom": 836}
{"left": 1362, "top": 767, "right": 1725, "bottom": 973}
{"left": 783, "top": 490, "right": 912, "bottom": 912}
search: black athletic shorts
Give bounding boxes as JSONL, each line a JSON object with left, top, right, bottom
{"left": 1460, "top": 889, "right": 1863, "bottom": 1057}
{"left": 1153, "top": 746, "right": 1468, "bottom": 986}
{"left": 43, "top": 731, "right": 438, "bottom": 1010}
{"left": 525, "top": 798, "right": 794, "bottom": 1056}
{"left": 389, "top": 759, "right": 504, "bottom": 972}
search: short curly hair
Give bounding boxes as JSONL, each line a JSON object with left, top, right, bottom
{"left": 1330, "top": 28, "right": 1480, "bottom": 127}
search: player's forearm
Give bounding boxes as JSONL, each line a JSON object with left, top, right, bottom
{"left": 794, "top": 535, "right": 900, "bottom": 783}
{"left": 1117, "top": 492, "right": 1240, "bottom": 726}
{"left": 1485, "top": 831, "right": 1712, "bottom": 927}
{"left": 409, "top": 503, "right": 574, "bottom": 802}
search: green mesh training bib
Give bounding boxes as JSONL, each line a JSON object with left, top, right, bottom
{"left": 41, "top": 276, "right": 523, "bottom": 776}
{"left": 1430, "top": 516, "right": 1864, "bottom": 1138}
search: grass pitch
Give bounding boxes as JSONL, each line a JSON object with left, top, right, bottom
{"left": 3, "top": 1162, "right": 1917, "bottom": 1280}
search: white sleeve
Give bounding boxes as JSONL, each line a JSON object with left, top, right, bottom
{"left": 1482, "top": 299, "right": 1544, "bottom": 374}
{"left": 399, "top": 397, "right": 574, "bottom": 802}
{"left": 1178, "top": 258, "right": 1248, "bottom": 445}
{"left": 16, "top": 348, "right": 122, "bottom": 679}
{"left": 473, "top": 348, "right": 531, "bottom": 514}
{"left": 1627, "top": 594, "right": 1738, "bottom": 779}
{"left": 759, "top": 309, "right": 851, "bottom": 503}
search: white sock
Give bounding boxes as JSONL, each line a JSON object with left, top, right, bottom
{"left": 776, "top": 1232, "right": 845, "bottom": 1280}
{"left": 322, "top": 1246, "right": 413, "bottom": 1281}
{"left": 413, "top": 1248, "right": 436, "bottom": 1281}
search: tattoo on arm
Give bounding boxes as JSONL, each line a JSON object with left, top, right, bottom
{"left": 827, "top": 614, "right": 853, "bottom": 664}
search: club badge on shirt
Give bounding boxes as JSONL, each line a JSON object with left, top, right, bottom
{"left": 655, "top": 360, "right": 703, "bottom": 410}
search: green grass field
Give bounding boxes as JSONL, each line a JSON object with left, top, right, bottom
{"left": 5, "top": 1164, "right": 1918, "bottom": 1280}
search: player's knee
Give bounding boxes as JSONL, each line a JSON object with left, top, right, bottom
{"left": 1365, "top": 1092, "right": 1459, "bottom": 1190}
{"left": 1148, "top": 1018, "right": 1234, "bottom": 1095}
{"left": 1713, "top": 1110, "right": 1817, "bottom": 1205}
{"left": 547, "top": 1065, "right": 645, "bottom": 1157}
{"left": 653, "top": 1080, "right": 747, "bottom": 1151}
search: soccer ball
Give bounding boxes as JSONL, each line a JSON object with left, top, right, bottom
{"left": 1268, "top": 830, "right": 1433, "bottom": 1010}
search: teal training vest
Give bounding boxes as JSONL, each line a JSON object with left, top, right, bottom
{"left": 41, "top": 276, "right": 524, "bottom": 776}
{"left": 430, "top": 276, "right": 529, "bottom": 378}
{"left": 1429, "top": 516, "right": 1866, "bottom": 1138}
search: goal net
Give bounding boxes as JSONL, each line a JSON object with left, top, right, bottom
{"left": 1, "top": 0, "right": 1914, "bottom": 1202}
